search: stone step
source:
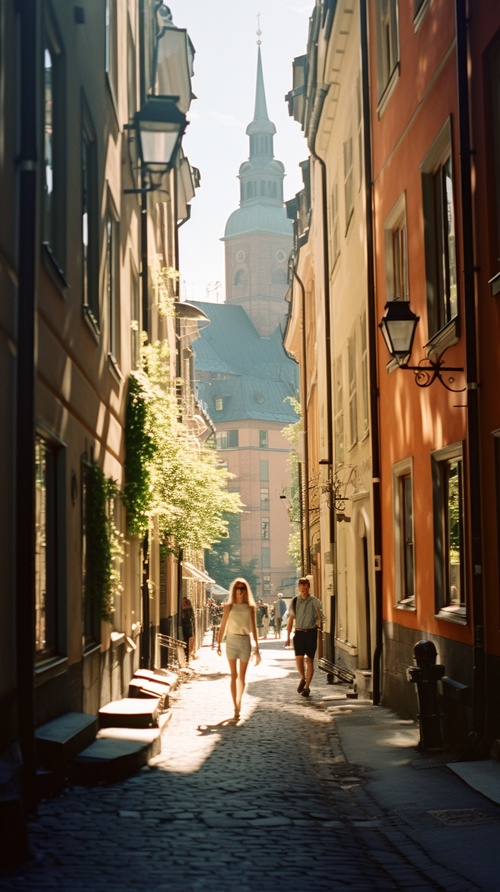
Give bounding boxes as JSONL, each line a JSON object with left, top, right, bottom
{"left": 35, "top": 711, "right": 98, "bottom": 770}
{"left": 73, "top": 727, "right": 162, "bottom": 785}
{"left": 98, "top": 697, "right": 161, "bottom": 729}
{"left": 134, "top": 667, "right": 178, "bottom": 688}
{"left": 128, "top": 677, "right": 170, "bottom": 708}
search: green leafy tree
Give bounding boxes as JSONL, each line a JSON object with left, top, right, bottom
{"left": 125, "top": 340, "right": 241, "bottom": 551}
{"left": 205, "top": 530, "right": 259, "bottom": 593}
{"left": 85, "top": 463, "right": 123, "bottom": 621}
{"left": 124, "top": 374, "right": 156, "bottom": 537}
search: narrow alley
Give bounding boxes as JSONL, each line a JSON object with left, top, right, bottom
{"left": 2, "top": 636, "right": 500, "bottom": 892}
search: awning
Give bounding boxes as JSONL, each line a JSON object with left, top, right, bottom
{"left": 182, "top": 561, "right": 215, "bottom": 584}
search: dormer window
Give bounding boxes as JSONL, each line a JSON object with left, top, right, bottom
{"left": 215, "top": 395, "right": 223, "bottom": 411}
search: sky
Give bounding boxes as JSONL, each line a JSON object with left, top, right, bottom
{"left": 173, "top": 0, "right": 313, "bottom": 304}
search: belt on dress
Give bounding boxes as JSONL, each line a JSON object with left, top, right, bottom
{"left": 296, "top": 627, "right": 317, "bottom": 631}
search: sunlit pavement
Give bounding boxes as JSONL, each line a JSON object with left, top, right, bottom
{"left": 2, "top": 634, "right": 500, "bottom": 891}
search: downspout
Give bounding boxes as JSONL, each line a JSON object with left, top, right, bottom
{"left": 174, "top": 175, "right": 184, "bottom": 640}
{"left": 455, "top": 0, "right": 485, "bottom": 746}
{"left": 309, "top": 86, "right": 336, "bottom": 660}
{"left": 293, "top": 268, "right": 311, "bottom": 574}
{"left": 16, "top": 0, "right": 38, "bottom": 813}
{"left": 138, "top": 0, "right": 151, "bottom": 667}
{"left": 360, "top": 0, "right": 383, "bottom": 705}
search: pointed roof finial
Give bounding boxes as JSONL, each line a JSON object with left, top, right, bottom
{"left": 257, "top": 12, "right": 262, "bottom": 46}
{"left": 246, "top": 25, "right": 276, "bottom": 138}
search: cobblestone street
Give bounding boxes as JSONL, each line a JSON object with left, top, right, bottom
{"left": 1, "top": 637, "right": 498, "bottom": 892}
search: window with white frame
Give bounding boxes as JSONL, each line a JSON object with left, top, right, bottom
{"left": 360, "top": 313, "right": 369, "bottom": 437}
{"left": 421, "top": 120, "right": 458, "bottom": 337}
{"left": 259, "top": 430, "right": 268, "bottom": 449}
{"left": 105, "top": 0, "right": 118, "bottom": 105}
{"left": 260, "top": 460, "right": 269, "bottom": 482}
{"left": 82, "top": 103, "right": 99, "bottom": 328}
{"left": 413, "top": 0, "right": 430, "bottom": 29}
{"left": 487, "top": 38, "right": 500, "bottom": 292}
{"left": 215, "top": 430, "right": 238, "bottom": 449}
{"left": 127, "top": 16, "right": 137, "bottom": 121}
{"left": 105, "top": 201, "right": 120, "bottom": 366}
{"left": 130, "top": 253, "right": 141, "bottom": 369}
{"left": 334, "top": 355, "right": 344, "bottom": 465}
{"left": 343, "top": 136, "right": 354, "bottom": 230}
{"left": 43, "top": 21, "right": 66, "bottom": 274}
{"left": 384, "top": 194, "right": 408, "bottom": 302}
{"left": 494, "top": 433, "right": 500, "bottom": 599}
{"left": 260, "top": 487, "right": 269, "bottom": 511}
{"left": 261, "top": 547, "right": 270, "bottom": 568}
{"left": 393, "top": 458, "right": 415, "bottom": 607}
{"left": 330, "top": 180, "right": 340, "bottom": 267}
{"left": 261, "top": 519, "right": 270, "bottom": 540}
{"left": 431, "top": 443, "right": 466, "bottom": 618}
{"left": 375, "top": 0, "right": 399, "bottom": 102}
{"left": 35, "top": 435, "right": 64, "bottom": 659}
{"left": 348, "top": 333, "right": 358, "bottom": 448}
{"left": 357, "top": 77, "right": 363, "bottom": 188}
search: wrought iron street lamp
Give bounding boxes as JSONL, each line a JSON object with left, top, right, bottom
{"left": 379, "top": 300, "right": 465, "bottom": 392}
{"left": 125, "top": 95, "right": 187, "bottom": 193}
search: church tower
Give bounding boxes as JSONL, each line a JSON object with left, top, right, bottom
{"left": 222, "top": 44, "right": 293, "bottom": 337}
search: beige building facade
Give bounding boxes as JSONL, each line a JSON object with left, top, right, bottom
{"left": 285, "top": 1, "right": 377, "bottom": 695}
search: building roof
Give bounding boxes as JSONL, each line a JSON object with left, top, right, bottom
{"left": 191, "top": 302, "right": 298, "bottom": 424}
{"left": 224, "top": 203, "right": 293, "bottom": 239}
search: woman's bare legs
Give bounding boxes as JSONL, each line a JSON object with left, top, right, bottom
{"left": 228, "top": 658, "right": 249, "bottom": 718}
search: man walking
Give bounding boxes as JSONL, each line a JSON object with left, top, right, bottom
{"left": 286, "top": 577, "right": 325, "bottom": 698}
{"left": 273, "top": 592, "right": 286, "bottom": 638}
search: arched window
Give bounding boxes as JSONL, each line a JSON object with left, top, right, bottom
{"left": 234, "top": 269, "right": 247, "bottom": 286}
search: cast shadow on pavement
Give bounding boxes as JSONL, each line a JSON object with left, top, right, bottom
{"left": 196, "top": 717, "right": 241, "bottom": 735}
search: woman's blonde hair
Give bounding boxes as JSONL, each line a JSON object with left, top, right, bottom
{"left": 229, "top": 577, "right": 256, "bottom": 607}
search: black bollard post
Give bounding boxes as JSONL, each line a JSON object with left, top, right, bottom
{"left": 407, "top": 640, "right": 445, "bottom": 751}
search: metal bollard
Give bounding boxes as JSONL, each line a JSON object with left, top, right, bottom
{"left": 407, "top": 640, "right": 445, "bottom": 751}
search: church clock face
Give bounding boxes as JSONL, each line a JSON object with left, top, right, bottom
{"left": 276, "top": 250, "right": 286, "bottom": 262}
{"left": 236, "top": 250, "right": 246, "bottom": 262}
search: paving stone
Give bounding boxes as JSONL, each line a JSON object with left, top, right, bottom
{"left": 1, "top": 635, "right": 499, "bottom": 891}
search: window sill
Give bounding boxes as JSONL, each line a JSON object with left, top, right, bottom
{"left": 83, "top": 305, "right": 100, "bottom": 341}
{"left": 425, "top": 317, "right": 459, "bottom": 358}
{"left": 108, "top": 352, "right": 123, "bottom": 384}
{"left": 436, "top": 607, "right": 467, "bottom": 626}
{"left": 34, "top": 655, "right": 68, "bottom": 687}
{"left": 111, "top": 631, "right": 126, "bottom": 650}
{"left": 377, "top": 63, "right": 400, "bottom": 119}
{"left": 83, "top": 642, "right": 101, "bottom": 659}
{"left": 488, "top": 271, "right": 500, "bottom": 297}
{"left": 413, "top": 0, "right": 431, "bottom": 32}
{"left": 41, "top": 243, "right": 69, "bottom": 296}
{"left": 396, "top": 600, "right": 416, "bottom": 612}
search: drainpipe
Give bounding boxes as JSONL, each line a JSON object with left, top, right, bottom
{"left": 293, "top": 268, "right": 310, "bottom": 575}
{"left": 16, "top": 0, "right": 38, "bottom": 814}
{"left": 309, "top": 87, "right": 336, "bottom": 661}
{"left": 360, "top": 1, "right": 383, "bottom": 705}
{"left": 138, "top": 0, "right": 151, "bottom": 667}
{"left": 455, "top": 0, "right": 485, "bottom": 746}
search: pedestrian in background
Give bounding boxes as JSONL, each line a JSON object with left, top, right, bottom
{"left": 261, "top": 602, "right": 270, "bottom": 638}
{"left": 217, "top": 578, "right": 260, "bottom": 720}
{"left": 256, "top": 599, "right": 265, "bottom": 637}
{"left": 273, "top": 592, "right": 286, "bottom": 638}
{"left": 286, "top": 577, "right": 325, "bottom": 698}
{"left": 181, "top": 595, "right": 195, "bottom": 662}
